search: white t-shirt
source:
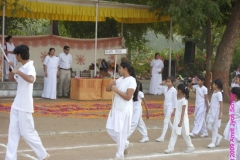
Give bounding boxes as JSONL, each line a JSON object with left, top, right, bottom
{"left": 58, "top": 52, "right": 72, "bottom": 69}
{"left": 231, "top": 83, "right": 239, "bottom": 88}
{"left": 12, "top": 61, "right": 36, "bottom": 113}
{"left": 210, "top": 91, "right": 223, "bottom": 108}
{"left": 133, "top": 91, "right": 144, "bottom": 108}
{"left": 113, "top": 76, "right": 137, "bottom": 112}
{"left": 193, "top": 85, "right": 208, "bottom": 105}
{"left": 162, "top": 86, "right": 177, "bottom": 110}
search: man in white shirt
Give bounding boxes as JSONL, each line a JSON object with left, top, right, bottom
{"left": 58, "top": 46, "right": 72, "bottom": 98}
{"left": 5, "top": 45, "right": 49, "bottom": 160}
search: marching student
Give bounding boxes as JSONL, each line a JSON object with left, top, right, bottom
{"left": 106, "top": 61, "right": 137, "bottom": 159}
{"left": 128, "top": 80, "right": 150, "bottom": 143}
{"left": 223, "top": 87, "right": 240, "bottom": 159}
{"left": 206, "top": 79, "right": 223, "bottom": 148}
{"left": 189, "top": 75, "right": 209, "bottom": 138}
{"left": 156, "top": 76, "right": 177, "bottom": 142}
{"left": 164, "top": 84, "right": 194, "bottom": 154}
{"left": 5, "top": 45, "right": 49, "bottom": 160}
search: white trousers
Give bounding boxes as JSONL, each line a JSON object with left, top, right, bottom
{"left": 207, "top": 119, "right": 220, "bottom": 144}
{"left": 168, "top": 124, "right": 194, "bottom": 151}
{"left": 128, "top": 106, "right": 148, "bottom": 139}
{"left": 5, "top": 109, "right": 47, "bottom": 160}
{"left": 107, "top": 116, "right": 129, "bottom": 158}
{"left": 58, "top": 69, "right": 71, "bottom": 96}
{"left": 192, "top": 108, "right": 208, "bottom": 135}
{"left": 159, "top": 109, "right": 173, "bottom": 139}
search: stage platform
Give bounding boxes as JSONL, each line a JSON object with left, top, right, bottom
{"left": 0, "top": 77, "right": 150, "bottom": 98}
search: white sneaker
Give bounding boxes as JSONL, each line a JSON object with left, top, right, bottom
{"left": 140, "top": 137, "right": 149, "bottom": 143}
{"left": 207, "top": 143, "right": 216, "bottom": 148}
{"left": 164, "top": 149, "right": 173, "bottom": 154}
{"left": 189, "top": 133, "right": 195, "bottom": 138}
{"left": 216, "top": 135, "right": 223, "bottom": 146}
{"left": 200, "top": 133, "right": 208, "bottom": 138}
{"left": 124, "top": 143, "right": 132, "bottom": 156}
{"left": 156, "top": 137, "right": 164, "bottom": 142}
{"left": 44, "top": 153, "right": 50, "bottom": 160}
{"left": 184, "top": 146, "right": 195, "bottom": 153}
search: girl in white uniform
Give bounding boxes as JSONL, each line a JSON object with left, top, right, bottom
{"left": 156, "top": 77, "right": 178, "bottom": 142}
{"left": 224, "top": 87, "right": 240, "bottom": 159}
{"left": 189, "top": 75, "right": 209, "bottom": 138}
{"left": 164, "top": 84, "right": 194, "bottom": 154}
{"left": 128, "top": 81, "right": 149, "bottom": 143}
{"left": 206, "top": 79, "right": 223, "bottom": 148}
{"left": 106, "top": 61, "right": 137, "bottom": 159}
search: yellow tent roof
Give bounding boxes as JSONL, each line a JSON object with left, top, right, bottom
{"left": 1, "top": 0, "right": 170, "bottom": 23}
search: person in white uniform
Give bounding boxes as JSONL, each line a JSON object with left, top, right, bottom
{"left": 128, "top": 81, "right": 149, "bottom": 143}
{"left": 189, "top": 75, "right": 209, "bottom": 138}
{"left": 106, "top": 61, "right": 137, "bottom": 159}
{"left": 5, "top": 45, "right": 49, "bottom": 160}
{"left": 224, "top": 87, "right": 240, "bottom": 159}
{"left": 58, "top": 46, "right": 72, "bottom": 98}
{"left": 206, "top": 79, "right": 223, "bottom": 148}
{"left": 156, "top": 76, "right": 177, "bottom": 142}
{"left": 149, "top": 53, "right": 164, "bottom": 95}
{"left": 164, "top": 84, "right": 195, "bottom": 154}
{"left": 4, "top": 36, "right": 17, "bottom": 81}
{"left": 42, "top": 48, "right": 59, "bottom": 99}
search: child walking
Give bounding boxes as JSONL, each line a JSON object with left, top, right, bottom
{"left": 5, "top": 45, "right": 49, "bottom": 160}
{"left": 164, "top": 84, "right": 194, "bottom": 154}
{"left": 106, "top": 61, "right": 137, "bottom": 159}
{"left": 189, "top": 75, "right": 209, "bottom": 138}
{"left": 224, "top": 87, "right": 240, "bottom": 159}
{"left": 206, "top": 79, "right": 223, "bottom": 148}
{"left": 156, "top": 76, "right": 177, "bottom": 142}
{"left": 128, "top": 81, "right": 150, "bottom": 143}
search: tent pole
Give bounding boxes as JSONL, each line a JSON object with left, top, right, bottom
{"left": 1, "top": 1, "right": 5, "bottom": 82}
{"left": 168, "top": 19, "right": 172, "bottom": 77}
{"left": 94, "top": 1, "right": 99, "bottom": 77}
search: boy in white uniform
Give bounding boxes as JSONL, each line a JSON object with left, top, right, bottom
{"left": 5, "top": 45, "right": 49, "bottom": 160}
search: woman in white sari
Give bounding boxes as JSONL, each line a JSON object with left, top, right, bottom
{"left": 42, "top": 48, "right": 59, "bottom": 99}
{"left": 149, "top": 53, "right": 164, "bottom": 95}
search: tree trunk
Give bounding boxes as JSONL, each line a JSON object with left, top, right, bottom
{"left": 212, "top": 0, "right": 240, "bottom": 100}
{"left": 205, "top": 20, "right": 213, "bottom": 92}
{"left": 52, "top": 20, "right": 59, "bottom": 35}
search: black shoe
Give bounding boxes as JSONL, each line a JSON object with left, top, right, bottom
{"left": 57, "top": 95, "right": 62, "bottom": 98}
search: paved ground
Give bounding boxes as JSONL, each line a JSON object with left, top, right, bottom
{"left": 0, "top": 92, "right": 231, "bottom": 160}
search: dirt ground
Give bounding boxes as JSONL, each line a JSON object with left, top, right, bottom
{"left": 0, "top": 92, "right": 231, "bottom": 160}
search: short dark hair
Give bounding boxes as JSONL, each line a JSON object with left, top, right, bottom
{"left": 5, "top": 35, "right": 12, "bottom": 42}
{"left": 13, "top": 45, "right": 29, "bottom": 60}
{"left": 63, "top": 46, "right": 70, "bottom": 50}
{"left": 197, "top": 75, "right": 205, "bottom": 81}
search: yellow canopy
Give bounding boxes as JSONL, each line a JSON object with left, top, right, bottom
{"left": 2, "top": 0, "right": 170, "bottom": 23}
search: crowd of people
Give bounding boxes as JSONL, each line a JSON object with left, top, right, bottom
{"left": 2, "top": 41, "right": 239, "bottom": 160}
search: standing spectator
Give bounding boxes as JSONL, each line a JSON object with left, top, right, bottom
{"left": 4, "top": 35, "right": 17, "bottom": 81}
{"left": 42, "top": 48, "right": 59, "bottom": 99}
{"left": 149, "top": 53, "right": 164, "bottom": 95}
{"left": 58, "top": 46, "right": 72, "bottom": 98}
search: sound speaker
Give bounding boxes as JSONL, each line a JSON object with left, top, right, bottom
{"left": 184, "top": 41, "right": 195, "bottom": 64}
{"left": 162, "top": 60, "right": 176, "bottom": 80}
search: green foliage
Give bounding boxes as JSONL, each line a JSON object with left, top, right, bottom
{"left": 58, "top": 18, "right": 118, "bottom": 38}
{"left": 230, "top": 40, "right": 240, "bottom": 71}
{"left": 132, "top": 48, "right": 215, "bottom": 78}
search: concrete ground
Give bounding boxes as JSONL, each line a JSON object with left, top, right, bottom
{"left": 0, "top": 92, "right": 231, "bottom": 160}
